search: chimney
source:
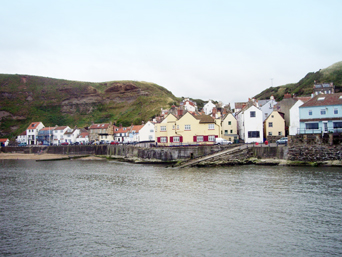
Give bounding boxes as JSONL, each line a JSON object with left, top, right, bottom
{"left": 142, "top": 120, "right": 145, "bottom": 125}
{"left": 284, "top": 93, "right": 291, "bottom": 99}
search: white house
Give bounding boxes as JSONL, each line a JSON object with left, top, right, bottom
{"left": 236, "top": 104, "right": 263, "bottom": 143}
{"left": 52, "top": 126, "right": 70, "bottom": 145}
{"left": 203, "top": 100, "right": 216, "bottom": 115}
{"left": 64, "top": 128, "right": 80, "bottom": 144}
{"left": 289, "top": 99, "right": 304, "bottom": 135}
{"left": 16, "top": 130, "right": 27, "bottom": 144}
{"left": 139, "top": 121, "right": 155, "bottom": 142}
{"left": 0, "top": 138, "right": 9, "bottom": 147}
{"left": 76, "top": 131, "right": 90, "bottom": 144}
{"left": 26, "top": 122, "right": 45, "bottom": 145}
{"left": 259, "top": 96, "right": 277, "bottom": 121}
{"left": 181, "top": 98, "right": 197, "bottom": 112}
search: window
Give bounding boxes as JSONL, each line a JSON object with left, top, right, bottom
{"left": 268, "top": 132, "right": 272, "bottom": 136}
{"left": 333, "top": 122, "right": 342, "bottom": 129}
{"left": 228, "top": 121, "right": 231, "bottom": 125}
{"left": 177, "top": 125, "right": 179, "bottom": 130}
{"left": 334, "top": 108, "right": 338, "bottom": 115}
{"left": 172, "top": 125, "right": 175, "bottom": 130}
{"left": 173, "top": 136, "right": 180, "bottom": 143}
{"left": 250, "top": 111, "right": 256, "bottom": 117}
{"left": 268, "top": 122, "right": 273, "bottom": 127}
{"left": 321, "top": 109, "right": 326, "bottom": 115}
{"left": 197, "top": 136, "right": 203, "bottom": 142}
{"left": 278, "top": 131, "right": 282, "bottom": 135}
{"left": 248, "top": 131, "right": 260, "bottom": 138}
{"left": 185, "top": 125, "right": 191, "bottom": 130}
{"left": 155, "top": 126, "right": 157, "bottom": 132}
{"left": 318, "top": 97, "right": 325, "bottom": 101}
{"left": 230, "top": 130, "right": 233, "bottom": 133}
{"left": 224, "top": 130, "right": 228, "bottom": 134}
{"left": 265, "top": 113, "right": 268, "bottom": 118}
{"left": 208, "top": 135, "right": 215, "bottom": 142}
{"left": 160, "top": 126, "right": 166, "bottom": 131}
{"left": 305, "top": 123, "right": 319, "bottom": 130}
{"left": 160, "top": 137, "right": 167, "bottom": 143}
{"left": 309, "top": 110, "right": 312, "bottom": 116}
{"left": 150, "top": 129, "right": 154, "bottom": 133}
{"left": 208, "top": 124, "right": 215, "bottom": 130}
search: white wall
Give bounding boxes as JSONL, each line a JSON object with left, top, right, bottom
{"left": 289, "top": 100, "right": 303, "bottom": 135}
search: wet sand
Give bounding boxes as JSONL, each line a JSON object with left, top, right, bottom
{"left": 0, "top": 153, "right": 69, "bottom": 160}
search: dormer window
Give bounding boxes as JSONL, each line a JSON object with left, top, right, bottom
{"left": 318, "top": 97, "right": 325, "bottom": 101}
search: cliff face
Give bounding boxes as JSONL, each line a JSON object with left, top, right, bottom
{"left": 0, "top": 75, "right": 177, "bottom": 137}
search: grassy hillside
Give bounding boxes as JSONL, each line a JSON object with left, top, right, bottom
{"left": 254, "top": 61, "right": 342, "bottom": 101}
{"left": 0, "top": 74, "right": 178, "bottom": 138}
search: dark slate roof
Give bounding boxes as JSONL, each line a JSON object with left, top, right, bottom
{"left": 300, "top": 93, "right": 342, "bottom": 108}
{"left": 195, "top": 114, "right": 215, "bottom": 123}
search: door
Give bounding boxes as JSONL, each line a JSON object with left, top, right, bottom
{"left": 323, "top": 121, "right": 328, "bottom": 133}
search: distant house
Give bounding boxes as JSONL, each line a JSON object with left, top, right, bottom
{"left": 220, "top": 112, "right": 239, "bottom": 143}
{"left": 181, "top": 98, "right": 197, "bottom": 113}
{"left": 76, "top": 131, "right": 90, "bottom": 144}
{"left": 16, "top": 130, "right": 27, "bottom": 144}
{"left": 155, "top": 112, "right": 219, "bottom": 146}
{"left": 37, "top": 127, "right": 55, "bottom": 145}
{"left": 138, "top": 121, "right": 155, "bottom": 142}
{"left": 126, "top": 125, "right": 144, "bottom": 143}
{"left": 114, "top": 125, "right": 130, "bottom": 143}
{"left": 236, "top": 102, "right": 263, "bottom": 143}
{"left": 263, "top": 111, "right": 285, "bottom": 141}
{"left": 64, "top": 128, "right": 81, "bottom": 144}
{"left": 299, "top": 93, "right": 342, "bottom": 134}
{"left": 313, "top": 82, "right": 334, "bottom": 95}
{"left": 203, "top": 100, "right": 216, "bottom": 115}
{"left": 89, "top": 123, "right": 114, "bottom": 142}
{"left": 26, "top": 122, "right": 45, "bottom": 145}
{"left": 52, "top": 126, "right": 70, "bottom": 145}
{"left": 258, "top": 96, "right": 277, "bottom": 121}
{"left": 0, "top": 138, "right": 9, "bottom": 147}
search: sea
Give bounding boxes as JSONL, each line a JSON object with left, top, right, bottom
{"left": 1, "top": 159, "right": 342, "bottom": 256}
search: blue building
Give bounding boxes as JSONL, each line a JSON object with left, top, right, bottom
{"left": 299, "top": 93, "right": 342, "bottom": 134}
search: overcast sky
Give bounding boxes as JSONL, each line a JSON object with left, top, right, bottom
{"left": 1, "top": 0, "right": 341, "bottom": 106}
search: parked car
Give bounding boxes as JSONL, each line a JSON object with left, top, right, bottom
{"left": 215, "top": 138, "right": 232, "bottom": 145}
{"left": 110, "top": 141, "right": 119, "bottom": 145}
{"left": 61, "top": 142, "right": 69, "bottom": 145}
{"left": 276, "top": 137, "right": 288, "bottom": 145}
{"left": 18, "top": 142, "right": 27, "bottom": 147}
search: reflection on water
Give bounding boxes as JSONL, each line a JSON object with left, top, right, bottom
{"left": 1, "top": 160, "right": 342, "bottom": 256}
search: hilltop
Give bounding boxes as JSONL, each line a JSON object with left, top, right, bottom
{"left": 254, "top": 61, "right": 342, "bottom": 101}
{"left": 0, "top": 74, "right": 179, "bottom": 137}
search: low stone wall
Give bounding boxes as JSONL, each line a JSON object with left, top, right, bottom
{"left": 288, "top": 144, "right": 342, "bottom": 162}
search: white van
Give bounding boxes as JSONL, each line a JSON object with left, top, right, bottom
{"left": 215, "top": 138, "right": 232, "bottom": 145}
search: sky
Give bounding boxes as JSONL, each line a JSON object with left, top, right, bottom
{"left": 1, "top": 0, "right": 341, "bottom": 106}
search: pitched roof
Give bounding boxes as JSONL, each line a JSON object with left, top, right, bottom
{"left": 19, "top": 130, "right": 27, "bottom": 135}
{"left": 40, "top": 127, "right": 55, "bottom": 131}
{"left": 78, "top": 132, "right": 89, "bottom": 138}
{"left": 54, "top": 126, "right": 68, "bottom": 130}
{"left": 195, "top": 114, "right": 215, "bottom": 123}
{"left": 130, "top": 125, "right": 144, "bottom": 132}
{"left": 27, "top": 122, "right": 42, "bottom": 130}
{"left": 89, "top": 123, "right": 110, "bottom": 129}
{"left": 300, "top": 93, "right": 342, "bottom": 108}
{"left": 0, "top": 138, "right": 9, "bottom": 142}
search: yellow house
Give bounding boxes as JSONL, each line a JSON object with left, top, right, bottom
{"left": 220, "top": 112, "right": 239, "bottom": 143}
{"left": 155, "top": 112, "right": 220, "bottom": 146}
{"left": 263, "top": 111, "right": 285, "bottom": 141}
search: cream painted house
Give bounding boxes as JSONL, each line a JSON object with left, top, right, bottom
{"left": 263, "top": 111, "right": 285, "bottom": 142}
{"left": 155, "top": 112, "right": 220, "bottom": 146}
{"left": 220, "top": 113, "right": 239, "bottom": 143}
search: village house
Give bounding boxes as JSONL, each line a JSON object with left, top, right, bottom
{"left": 37, "top": 127, "right": 55, "bottom": 145}
{"left": 236, "top": 101, "right": 263, "bottom": 143}
{"left": 299, "top": 93, "right": 342, "bottom": 134}
{"left": 16, "top": 130, "right": 27, "bottom": 144}
{"left": 155, "top": 112, "right": 219, "bottom": 146}
{"left": 89, "top": 123, "right": 114, "bottom": 142}
{"left": 180, "top": 98, "right": 197, "bottom": 113}
{"left": 76, "top": 131, "right": 90, "bottom": 144}
{"left": 64, "top": 128, "right": 81, "bottom": 144}
{"left": 263, "top": 111, "right": 285, "bottom": 142}
{"left": 258, "top": 96, "right": 277, "bottom": 121}
{"left": 220, "top": 112, "right": 239, "bottom": 143}
{"left": 52, "top": 126, "right": 70, "bottom": 145}
{"left": 313, "top": 82, "right": 334, "bottom": 95}
{"left": 126, "top": 124, "right": 144, "bottom": 143}
{"left": 138, "top": 121, "right": 156, "bottom": 142}
{"left": 26, "top": 122, "right": 45, "bottom": 145}
{"left": 288, "top": 97, "right": 311, "bottom": 135}
{"left": 114, "top": 125, "right": 130, "bottom": 143}
{"left": 203, "top": 100, "right": 216, "bottom": 115}
{"left": 0, "top": 138, "right": 9, "bottom": 147}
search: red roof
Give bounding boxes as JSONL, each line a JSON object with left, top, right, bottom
{"left": 0, "top": 138, "right": 9, "bottom": 142}
{"left": 89, "top": 123, "right": 110, "bottom": 129}
{"left": 20, "top": 130, "right": 27, "bottom": 135}
{"left": 54, "top": 126, "right": 68, "bottom": 130}
{"left": 115, "top": 126, "right": 130, "bottom": 133}
{"left": 78, "top": 132, "right": 89, "bottom": 138}
{"left": 40, "top": 127, "right": 55, "bottom": 131}
{"left": 27, "top": 122, "right": 42, "bottom": 130}
{"left": 130, "top": 125, "right": 144, "bottom": 132}
{"left": 300, "top": 93, "right": 342, "bottom": 108}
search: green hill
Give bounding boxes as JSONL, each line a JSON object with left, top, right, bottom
{"left": 254, "top": 61, "right": 342, "bottom": 101}
{"left": 0, "top": 74, "right": 179, "bottom": 138}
